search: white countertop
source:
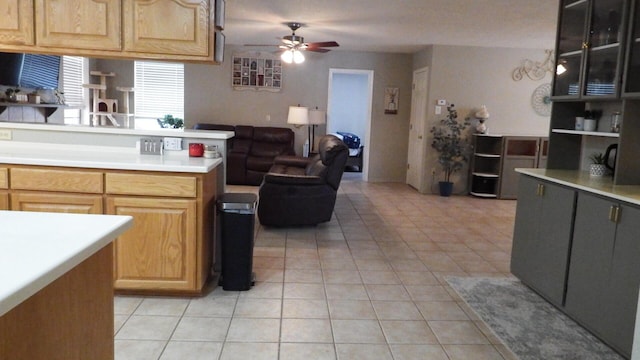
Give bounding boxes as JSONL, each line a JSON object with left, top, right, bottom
{"left": 0, "top": 141, "right": 223, "bottom": 173}
{"left": 516, "top": 168, "right": 640, "bottom": 206}
{"left": 0, "top": 211, "right": 133, "bottom": 317}
{"left": 0, "top": 121, "right": 235, "bottom": 140}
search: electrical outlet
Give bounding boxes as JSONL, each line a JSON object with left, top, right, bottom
{"left": 0, "top": 129, "right": 12, "bottom": 140}
{"left": 163, "top": 137, "right": 182, "bottom": 151}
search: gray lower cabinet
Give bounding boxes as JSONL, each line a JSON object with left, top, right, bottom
{"left": 511, "top": 175, "right": 576, "bottom": 307}
{"left": 564, "top": 192, "right": 640, "bottom": 358}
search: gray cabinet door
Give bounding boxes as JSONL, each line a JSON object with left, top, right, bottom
{"left": 511, "top": 175, "right": 576, "bottom": 307}
{"left": 566, "top": 192, "right": 640, "bottom": 357}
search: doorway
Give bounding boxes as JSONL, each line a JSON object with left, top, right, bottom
{"left": 327, "top": 68, "right": 374, "bottom": 181}
{"left": 406, "top": 67, "right": 429, "bottom": 192}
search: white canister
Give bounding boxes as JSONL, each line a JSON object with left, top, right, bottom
{"left": 583, "top": 119, "right": 597, "bottom": 132}
{"left": 575, "top": 117, "right": 584, "bottom": 130}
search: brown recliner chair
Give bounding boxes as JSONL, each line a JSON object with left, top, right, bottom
{"left": 257, "top": 135, "right": 349, "bottom": 227}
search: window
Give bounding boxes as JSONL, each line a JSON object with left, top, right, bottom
{"left": 134, "top": 61, "right": 184, "bottom": 129}
{"left": 61, "top": 56, "right": 87, "bottom": 125}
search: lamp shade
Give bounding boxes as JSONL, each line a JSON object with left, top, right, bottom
{"left": 308, "top": 109, "right": 326, "bottom": 125}
{"left": 287, "top": 106, "right": 309, "bottom": 125}
{"left": 475, "top": 105, "right": 490, "bottom": 119}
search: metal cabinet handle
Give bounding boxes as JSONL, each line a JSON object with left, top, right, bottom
{"left": 609, "top": 205, "right": 621, "bottom": 223}
{"left": 536, "top": 184, "right": 545, "bottom": 197}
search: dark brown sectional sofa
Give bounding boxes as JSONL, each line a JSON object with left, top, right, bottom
{"left": 194, "top": 123, "right": 295, "bottom": 185}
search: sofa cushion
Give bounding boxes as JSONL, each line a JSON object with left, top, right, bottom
{"left": 247, "top": 156, "right": 276, "bottom": 172}
{"left": 305, "top": 158, "right": 328, "bottom": 177}
{"left": 254, "top": 127, "right": 294, "bottom": 143}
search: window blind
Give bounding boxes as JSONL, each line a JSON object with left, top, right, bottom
{"left": 134, "top": 61, "right": 184, "bottom": 120}
{"left": 61, "top": 56, "right": 85, "bottom": 106}
{"left": 20, "top": 54, "right": 60, "bottom": 89}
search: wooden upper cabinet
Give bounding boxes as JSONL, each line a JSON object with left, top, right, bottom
{"left": 0, "top": 0, "right": 35, "bottom": 46}
{"left": 35, "top": 0, "right": 121, "bottom": 50}
{"left": 123, "top": 0, "right": 210, "bottom": 57}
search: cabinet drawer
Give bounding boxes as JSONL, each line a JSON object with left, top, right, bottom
{"left": 105, "top": 173, "right": 197, "bottom": 197}
{"left": 11, "top": 168, "right": 103, "bottom": 193}
{"left": 0, "top": 168, "right": 7, "bottom": 189}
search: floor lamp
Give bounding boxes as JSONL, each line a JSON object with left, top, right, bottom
{"left": 308, "top": 108, "right": 326, "bottom": 153}
{"left": 287, "top": 105, "right": 310, "bottom": 156}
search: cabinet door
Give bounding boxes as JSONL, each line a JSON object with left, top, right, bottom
{"left": 604, "top": 203, "right": 640, "bottom": 356}
{"left": 123, "top": 0, "right": 210, "bottom": 56}
{"left": 107, "top": 196, "right": 198, "bottom": 292}
{"left": 565, "top": 193, "right": 621, "bottom": 352}
{"left": 567, "top": 192, "right": 640, "bottom": 357}
{"left": 0, "top": 192, "right": 8, "bottom": 210}
{"left": 35, "top": 0, "right": 121, "bottom": 50}
{"left": 499, "top": 137, "right": 539, "bottom": 199}
{"left": 623, "top": 0, "right": 640, "bottom": 95}
{"left": 553, "top": 0, "right": 589, "bottom": 98}
{"left": 0, "top": 0, "right": 34, "bottom": 46}
{"left": 511, "top": 176, "right": 576, "bottom": 307}
{"left": 11, "top": 192, "right": 103, "bottom": 214}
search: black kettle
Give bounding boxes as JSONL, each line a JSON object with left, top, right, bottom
{"left": 604, "top": 144, "right": 618, "bottom": 172}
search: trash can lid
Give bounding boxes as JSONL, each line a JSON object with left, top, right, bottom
{"left": 218, "top": 193, "right": 258, "bottom": 211}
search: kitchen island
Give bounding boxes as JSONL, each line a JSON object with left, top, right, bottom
{"left": 0, "top": 141, "right": 224, "bottom": 295}
{"left": 0, "top": 211, "right": 132, "bottom": 360}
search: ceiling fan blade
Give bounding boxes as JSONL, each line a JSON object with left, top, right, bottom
{"left": 244, "top": 44, "right": 279, "bottom": 47}
{"left": 305, "top": 48, "right": 331, "bottom": 53}
{"left": 306, "top": 41, "right": 339, "bottom": 48}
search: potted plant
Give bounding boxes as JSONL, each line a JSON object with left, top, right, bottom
{"left": 157, "top": 114, "right": 184, "bottom": 129}
{"left": 430, "top": 104, "right": 471, "bottom": 196}
{"left": 589, "top": 152, "right": 608, "bottom": 177}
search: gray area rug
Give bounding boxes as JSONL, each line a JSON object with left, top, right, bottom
{"left": 446, "top": 277, "right": 624, "bottom": 360}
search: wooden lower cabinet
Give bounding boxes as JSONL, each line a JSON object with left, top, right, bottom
{"left": 564, "top": 192, "right": 640, "bottom": 358}
{"left": 0, "top": 192, "right": 8, "bottom": 210}
{"left": 1, "top": 164, "right": 218, "bottom": 295}
{"left": 106, "top": 196, "right": 201, "bottom": 292}
{"left": 11, "top": 192, "right": 103, "bottom": 214}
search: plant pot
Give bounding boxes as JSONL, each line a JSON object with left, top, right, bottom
{"left": 439, "top": 181, "right": 454, "bottom": 197}
{"left": 590, "top": 164, "right": 607, "bottom": 177}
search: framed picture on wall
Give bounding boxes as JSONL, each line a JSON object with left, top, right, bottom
{"left": 231, "top": 52, "right": 282, "bottom": 92}
{"left": 384, "top": 87, "right": 399, "bottom": 114}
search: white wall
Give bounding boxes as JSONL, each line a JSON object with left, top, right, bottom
{"left": 186, "top": 45, "right": 413, "bottom": 183}
{"left": 86, "top": 44, "right": 553, "bottom": 188}
{"left": 413, "top": 45, "right": 553, "bottom": 193}
{"left": 328, "top": 72, "right": 368, "bottom": 144}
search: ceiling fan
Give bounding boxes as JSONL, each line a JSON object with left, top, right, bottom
{"left": 246, "top": 22, "right": 339, "bottom": 64}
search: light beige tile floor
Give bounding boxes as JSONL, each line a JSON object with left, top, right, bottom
{"left": 114, "top": 174, "right": 519, "bottom": 360}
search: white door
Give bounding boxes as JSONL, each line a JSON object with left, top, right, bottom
{"left": 406, "top": 67, "right": 429, "bottom": 191}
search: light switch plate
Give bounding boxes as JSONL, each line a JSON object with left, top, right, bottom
{"left": 435, "top": 106, "right": 442, "bottom": 115}
{"left": 140, "top": 137, "right": 163, "bottom": 155}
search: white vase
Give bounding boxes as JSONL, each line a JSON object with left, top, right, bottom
{"left": 590, "top": 164, "right": 607, "bottom": 177}
{"left": 583, "top": 119, "right": 597, "bottom": 132}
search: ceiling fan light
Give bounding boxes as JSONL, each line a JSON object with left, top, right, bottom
{"left": 281, "top": 50, "right": 294, "bottom": 63}
{"left": 293, "top": 50, "right": 305, "bottom": 64}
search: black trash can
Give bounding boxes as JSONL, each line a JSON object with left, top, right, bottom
{"left": 217, "top": 193, "right": 257, "bottom": 291}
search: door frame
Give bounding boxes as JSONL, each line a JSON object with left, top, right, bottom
{"left": 327, "top": 68, "right": 374, "bottom": 181}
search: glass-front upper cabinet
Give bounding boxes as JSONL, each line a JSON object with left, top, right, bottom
{"left": 622, "top": 0, "right": 640, "bottom": 95}
{"left": 553, "top": 0, "right": 628, "bottom": 99}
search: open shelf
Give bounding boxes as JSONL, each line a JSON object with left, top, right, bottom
{"left": 552, "top": 129, "right": 620, "bottom": 137}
